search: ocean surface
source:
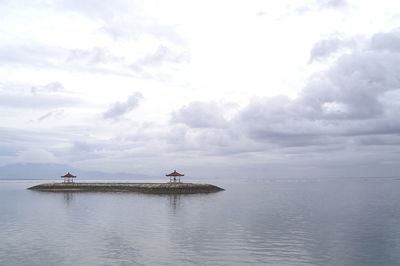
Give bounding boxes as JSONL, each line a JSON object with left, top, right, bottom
{"left": 1, "top": 177, "right": 400, "bottom": 266}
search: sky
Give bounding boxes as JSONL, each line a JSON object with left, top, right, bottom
{"left": 1, "top": 0, "right": 400, "bottom": 178}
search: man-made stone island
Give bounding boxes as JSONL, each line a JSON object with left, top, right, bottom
{"left": 28, "top": 182, "right": 224, "bottom": 194}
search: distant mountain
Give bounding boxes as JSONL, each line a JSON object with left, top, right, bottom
{"left": 0, "top": 163, "right": 148, "bottom": 180}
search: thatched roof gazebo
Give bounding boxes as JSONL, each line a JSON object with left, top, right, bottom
{"left": 166, "top": 170, "right": 184, "bottom": 183}
{"left": 61, "top": 172, "right": 76, "bottom": 183}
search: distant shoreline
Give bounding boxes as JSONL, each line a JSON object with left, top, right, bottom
{"left": 27, "top": 182, "right": 225, "bottom": 194}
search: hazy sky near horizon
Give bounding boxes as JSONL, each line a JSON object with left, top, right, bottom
{"left": 1, "top": 0, "right": 400, "bottom": 178}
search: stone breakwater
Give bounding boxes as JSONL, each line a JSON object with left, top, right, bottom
{"left": 28, "top": 183, "right": 225, "bottom": 194}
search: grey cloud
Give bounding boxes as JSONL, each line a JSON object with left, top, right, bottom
{"left": 355, "top": 135, "right": 400, "bottom": 146}
{"left": 309, "top": 37, "right": 342, "bottom": 62}
{"left": 237, "top": 30, "right": 400, "bottom": 147}
{"left": 38, "top": 111, "right": 54, "bottom": 121}
{"left": 162, "top": 124, "right": 261, "bottom": 156}
{"left": 170, "top": 29, "right": 400, "bottom": 154}
{"left": 236, "top": 96, "right": 322, "bottom": 138}
{"left": 66, "top": 47, "right": 124, "bottom": 65}
{"left": 303, "top": 48, "right": 400, "bottom": 119}
{"left": 65, "top": 45, "right": 189, "bottom": 80}
{"left": 149, "top": 28, "right": 400, "bottom": 166}
{"left": 38, "top": 109, "right": 64, "bottom": 121}
{"left": 103, "top": 92, "right": 143, "bottom": 119}
{"left": 64, "top": 48, "right": 145, "bottom": 77}
{"left": 369, "top": 29, "right": 400, "bottom": 53}
{"left": 31, "top": 82, "right": 64, "bottom": 94}
{"left": 131, "top": 46, "right": 190, "bottom": 72}
{"left": 0, "top": 42, "right": 188, "bottom": 79}
{"left": 172, "top": 101, "right": 228, "bottom": 129}
{"left": 139, "top": 46, "right": 189, "bottom": 66}
{"left": 309, "top": 36, "right": 362, "bottom": 63}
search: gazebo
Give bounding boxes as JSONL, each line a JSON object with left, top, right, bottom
{"left": 61, "top": 172, "right": 76, "bottom": 183}
{"left": 166, "top": 170, "right": 184, "bottom": 183}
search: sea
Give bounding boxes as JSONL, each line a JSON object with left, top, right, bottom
{"left": 1, "top": 177, "right": 400, "bottom": 266}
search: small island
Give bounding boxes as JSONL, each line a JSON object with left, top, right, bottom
{"left": 28, "top": 171, "right": 224, "bottom": 194}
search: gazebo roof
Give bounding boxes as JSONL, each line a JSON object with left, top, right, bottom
{"left": 166, "top": 170, "right": 184, "bottom": 177}
{"left": 61, "top": 172, "right": 76, "bottom": 178}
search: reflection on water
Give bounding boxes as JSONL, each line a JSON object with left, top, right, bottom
{"left": 1, "top": 178, "right": 400, "bottom": 266}
{"left": 63, "top": 192, "right": 74, "bottom": 205}
{"left": 55, "top": 191, "right": 192, "bottom": 214}
{"left": 168, "top": 194, "right": 181, "bottom": 211}
{"left": 48, "top": 191, "right": 185, "bottom": 211}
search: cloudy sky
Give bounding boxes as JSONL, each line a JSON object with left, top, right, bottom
{"left": 1, "top": 0, "right": 400, "bottom": 178}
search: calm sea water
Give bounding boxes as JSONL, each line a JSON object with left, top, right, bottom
{"left": 1, "top": 177, "right": 400, "bottom": 266}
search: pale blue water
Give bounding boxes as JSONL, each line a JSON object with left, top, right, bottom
{"left": 1, "top": 177, "right": 400, "bottom": 266}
